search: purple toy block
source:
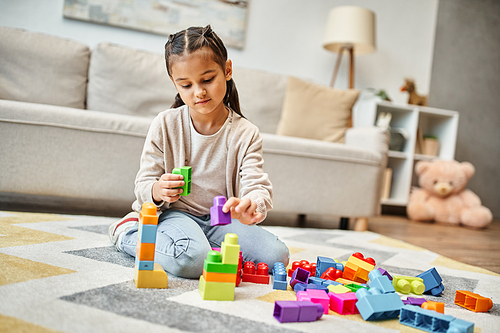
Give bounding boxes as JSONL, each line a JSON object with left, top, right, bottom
{"left": 378, "top": 267, "right": 393, "bottom": 281}
{"left": 290, "top": 267, "right": 310, "bottom": 288}
{"left": 273, "top": 301, "right": 323, "bottom": 323}
{"left": 328, "top": 292, "right": 359, "bottom": 315}
{"left": 404, "top": 297, "right": 427, "bottom": 306}
{"left": 297, "top": 289, "right": 330, "bottom": 314}
{"left": 210, "top": 196, "right": 231, "bottom": 226}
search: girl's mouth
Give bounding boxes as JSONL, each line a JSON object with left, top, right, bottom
{"left": 196, "top": 99, "right": 210, "bottom": 105}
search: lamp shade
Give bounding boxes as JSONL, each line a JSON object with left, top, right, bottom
{"left": 323, "top": 6, "right": 376, "bottom": 55}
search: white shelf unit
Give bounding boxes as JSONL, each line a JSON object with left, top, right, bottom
{"left": 373, "top": 101, "right": 459, "bottom": 207}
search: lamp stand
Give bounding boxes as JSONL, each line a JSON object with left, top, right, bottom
{"left": 329, "top": 45, "right": 354, "bottom": 89}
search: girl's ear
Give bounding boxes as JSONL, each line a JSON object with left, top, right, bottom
{"left": 225, "top": 59, "right": 233, "bottom": 81}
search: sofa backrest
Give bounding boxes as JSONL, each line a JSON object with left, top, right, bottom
{"left": 0, "top": 26, "right": 90, "bottom": 109}
{"left": 87, "top": 42, "right": 177, "bottom": 118}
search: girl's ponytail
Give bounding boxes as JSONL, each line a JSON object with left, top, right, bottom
{"left": 171, "top": 93, "right": 185, "bottom": 109}
{"left": 224, "top": 78, "right": 243, "bottom": 118}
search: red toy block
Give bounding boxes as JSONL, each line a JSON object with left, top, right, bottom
{"left": 287, "top": 260, "right": 316, "bottom": 277}
{"left": 321, "top": 267, "right": 343, "bottom": 281}
{"left": 352, "top": 252, "right": 375, "bottom": 265}
{"left": 242, "top": 261, "right": 270, "bottom": 284}
{"left": 455, "top": 290, "right": 493, "bottom": 312}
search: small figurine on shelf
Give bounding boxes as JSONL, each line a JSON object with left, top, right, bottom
{"left": 401, "top": 79, "right": 427, "bottom": 106}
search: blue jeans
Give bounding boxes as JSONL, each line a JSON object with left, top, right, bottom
{"left": 120, "top": 209, "right": 290, "bottom": 278}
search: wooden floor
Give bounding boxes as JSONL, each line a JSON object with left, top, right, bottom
{"left": 265, "top": 212, "right": 500, "bottom": 274}
{"left": 368, "top": 215, "right": 500, "bottom": 274}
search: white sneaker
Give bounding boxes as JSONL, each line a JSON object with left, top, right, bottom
{"left": 108, "top": 211, "right": 139, "bottom": 252}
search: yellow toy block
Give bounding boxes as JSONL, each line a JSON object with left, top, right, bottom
{"left": 393, "top": 275, "right": 425, "bottom": 295}
{"left": 336, "top": 278, "right": 360, "bottom": 285}
{"left": 199, "top": 276, "right": 235, "bottom": 301}
{"left": 345, "top": 255, "right": 375, "bottom": 282}
{"left": 221, "top": 233, "right": 240, "bottom": 265}
{"left": 134, "top": 263, "right": 168, "bottom": 288}
{"left": 327, "top": 284, "right": 352, "bottom": 294}
{"left": 140, "top": 202, "right": 158, "bottom": 225}
{"left": 202, "top": 269, "right": 237, "bottom": 284}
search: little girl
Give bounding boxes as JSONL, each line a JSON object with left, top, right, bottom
{"left": 109, "top": 25, "right": 289, "bottom": 278}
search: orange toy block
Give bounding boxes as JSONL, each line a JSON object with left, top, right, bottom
{"left": 134, "top": 263, "right": 168, "bottom": 288}
{"left": 203, "top": 270, "right": 237, "bottom": 284}
{"left": 421, "top": 300, "right": 445, "bottom": 314}
{"left": 455, "top": 290, "right": 493, "bottom": 312}
{"left": 140, "top": 202, "right": 159, "bottom": 225}
{"left": 335, "top": 278, "right": 360, "bottom": 285}
{"left": 136, "top": 242, "right": 155, "bottom": 261}
{"left": 344, "top": 253, "right": 375, "bottom": 282}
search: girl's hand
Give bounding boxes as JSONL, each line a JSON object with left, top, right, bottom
{"left": 223, "top": 197, "right": 263, "bottom": 225}
{"left": 152, "top": 173, "right": 184, "bottom": 203}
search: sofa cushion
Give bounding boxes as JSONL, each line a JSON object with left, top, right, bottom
{"left": 232, "top": 67, "right": 287, "bottom": 134}
{"left": 0, "top": 26, "right": 90, "bottom": 109}
{"left": 87, "top": 42, "right": 177, "bottom": 118}
{"left": 276, "top": 76, "right": 360, "bottom": 143}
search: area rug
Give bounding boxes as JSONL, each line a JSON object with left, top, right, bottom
{"left": 0, "top": 211, "right": 498, "bottom": 333}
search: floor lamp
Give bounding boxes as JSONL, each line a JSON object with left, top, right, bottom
{"left": 323, "top": 6, "right": 376, "bottom": 89}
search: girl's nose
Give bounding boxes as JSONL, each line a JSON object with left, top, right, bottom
{"left": 195, "top": 87, "right": 206, "bottom": 98}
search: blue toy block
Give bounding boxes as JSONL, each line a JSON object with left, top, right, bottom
{"left": 272, "top": 262, "right": 288, "bottom": 290}
{"left": 368, "top": 269, "right": 395, "bottom": 294}
{"left": 355, "top": 287, "right": 404, "bottom": 321}
{"left": 308, "top": 276, "right": 325, "bottom": 286}
{"left": 316, "top": 256, "right": 343, "bottom": 278}
{"left": 294, "top": 283, "right": 329, "bottom": 292}
{"left": 416, "top": 267, "right": 444, "bottom": 296}
{"left": 135, "top": 257, "right": 154, "bottom": 271}
{"left": 322, "top": 279, "right": 342, "bottom": 287}
{"left": 399, "top": 305, "right": 474, "bottom": 333}
{"left": 138, "top": 224, "right": 157, "bottom": 244}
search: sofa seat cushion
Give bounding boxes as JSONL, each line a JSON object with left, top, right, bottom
{"left": 0, "top": 100, "right": 151, "bottom": 205}
{"left": 0, "top": 26, "right": 90, "bottom": 109}
{"left": 87, "top": 42, "right": 178, "bottom": 118}
{"left": 276, "top": 76, "right": 360, "bottom": 143}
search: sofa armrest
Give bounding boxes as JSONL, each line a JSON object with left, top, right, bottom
{"left": 345, "top": 127, "right": 389, "bottom": 162}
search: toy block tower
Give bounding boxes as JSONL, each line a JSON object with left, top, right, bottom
{"left": 134, "top": 202, "right": 168, "bottom": 288}
{"left": 199, "top": 233, "right": 240, "bottom": 301}
{"left": 172, "top": 166, "right": 191, "bottom": 196}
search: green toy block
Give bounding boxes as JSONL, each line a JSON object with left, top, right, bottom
{"left": 345, "top": 283, "right": 369, "bottom": 292}
{"left": 199, "top": 276, "right": 235, "bottom": 301}
{"left": 203, "top": 250, "right": 238, "bottom": 274}
{"left": 172, "top": 166, "right": 191, "bottom": 196}
{"left": 221, "top": 233, "right": 240, "bottom": 265}
{"left": 393, "top": 275, "right": 425, "bottom": 295}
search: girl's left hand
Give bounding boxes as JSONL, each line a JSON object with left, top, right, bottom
{"left": 223, "top": 197, "right": 263, "bottom": 225}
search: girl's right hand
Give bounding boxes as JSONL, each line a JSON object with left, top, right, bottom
{"left": 152, "top": 173, "right": 185, "bottom": 203}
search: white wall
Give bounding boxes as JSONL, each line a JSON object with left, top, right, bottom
{"left": 0, "top": 0, "right": 437, "bottom": 104}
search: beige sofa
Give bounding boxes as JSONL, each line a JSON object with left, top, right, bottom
{"left": 0, "top": 26, "right": 388, "bottom": 230}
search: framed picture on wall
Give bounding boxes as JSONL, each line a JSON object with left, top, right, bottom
{"left": 63, "top": 0, "right": 249, "bottom": 49}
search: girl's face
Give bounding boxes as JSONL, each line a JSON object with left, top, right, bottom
{"left": 170, "top": 48, "right": 232, "bottom": 118}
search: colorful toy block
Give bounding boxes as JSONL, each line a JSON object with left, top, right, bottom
{"left": 335, "top": 277, "right": 360, "bottom": 285}
{"left": 287, "top": 260, "right": 316, "bottom": 277}
{"left": 327, "top": 284, "right": 351, "bottom": 294}
{"left": 344, "top": 283, "right": 368, "bottom": 292}
{"left": 294, "top": 283, "right": 329, "bottom": 293}
{"left": 316, "top": 256, "right": 342, "bottom": 278}
{"left": 322, "top": 279, "right": 342, "bottom": 287}
{"left": 296, "top": 289, "right": 330, "bottom": 314}
{"left": 199, "top": 233, "right": 240, "bottom": 300}
{"left": 134, "top": 203, "right": 168, "bottom": 289}
{"left": 402, "top": 297, "right": 427, "bottom": 306}
{"left": 343, "top": 252, "right": 375, "bottom": 283}
{"left": 172, "top": 166, "right": 191, "bottom": 196}
{"left": 416, "top": 267, "right": 444, "bottom": 296}
{"left": 378, "top": 267, "right": 393, "bottom": 281}
{"left": 355, "top": 287, "right": 404, "bottom": 321}
{"left": 421, "top": 300, "right": 445, "bottom": 314}
{"left": 212, "top": 247, "right": 243, "bottom": 286}
{"left": 454, "top": 290, "right": 493, "bottom": 312}
{"left": 210, "top": 196, "right": 231, "bottom": 226}
{"left": 290, "top": 267, "right": 310, "bottom": 288}
{"left": 273, "top": 301, "right": 323, "bottom": 323}
{"left": 272, "top": 262, "right": 288, "bottom": 290}
{"left": 328, "top": 292, "right": 359, "bottom": 315}
{"left": 393, "top": 275, "right": 425, "bottom": 295}
{"left": 399, "top": 305, "right": 474, "bottom": 333}
{"left": 368, "top": 269, "right": 395, "bottom": 294}
{"left": 242, "top": 261, "right": 270, "bottom": 284}
{"left": 199, "top": 276, "right": 235, "bottom": 301}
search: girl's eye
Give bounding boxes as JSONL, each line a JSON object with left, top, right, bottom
{"left": 181, "top": 84, "right": 192, "bottom": 89}
{"left": 203, "top": 77, "right": 214, "bottom": 83}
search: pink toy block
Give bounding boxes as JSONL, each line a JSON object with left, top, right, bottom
{"left": 328, "top": 292, "right": 359, "bottom": 315}
{"left": 296, "top": 289, "right": 330, "bottom": 314}
{"left": 210, "top": 196, "right": 231, "bottom": 226}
